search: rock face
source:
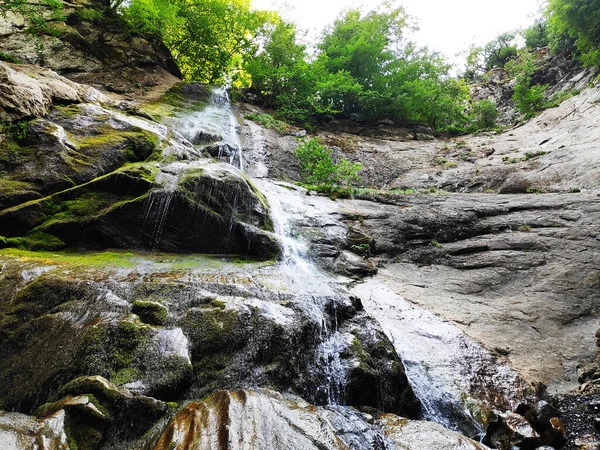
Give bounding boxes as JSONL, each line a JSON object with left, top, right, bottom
{"left": 0, "top": 246, "right": 420, "bottom": 448}
{"left": 242, "top": 84, "right": 600, "bottom": 194}
{"left": 0, "top": 67, "right": 278, "bottom": 257}
{"left": 292, "top": 191, "right": 599, "bottom": 393}
{"left": 0, "top": 0, "right": 180, "bottom": 94}
{"left": 471, "top": 49, "right": 598, "bottom": 126}
{"left": 0, "top": 61, "right": 108, "bottom": 120}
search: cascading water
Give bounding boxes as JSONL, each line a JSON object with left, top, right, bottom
{"left": 166, "top": 85, "right": 244, "bottom": 170}
{"left": 211, "top": 87, "right": 244, "bottom": 170}
{"left": 254, "top": 179, "right": 349, "bottom": 405}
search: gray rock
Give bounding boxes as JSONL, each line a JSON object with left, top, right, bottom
{"left": 0, "top": 61, "right": 108, "bottom": 120}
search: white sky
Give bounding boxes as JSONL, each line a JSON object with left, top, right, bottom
{"left": 251, "top": 0, "right": 546, "bottom": 69}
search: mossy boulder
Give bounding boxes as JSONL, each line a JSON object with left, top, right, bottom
{"left": 132, "top": 301, "right": 168, "bottom": 326}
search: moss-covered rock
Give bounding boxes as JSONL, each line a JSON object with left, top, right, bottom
{"left": 132, "top": 301, "right": 168, "bottom": 326}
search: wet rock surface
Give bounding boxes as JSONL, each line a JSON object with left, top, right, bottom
{"left": 151, "top": 389, "right": 486, "bottom": 450}
{"left": 0, "top": 251, "right": 419, "bottom": 447}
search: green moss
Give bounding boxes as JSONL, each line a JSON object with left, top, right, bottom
{"left": 0, "top": 51, "right": 21, "bottom": 64}
{"left": 132, "top": 301, "right": 168, "bottom": 326}
{"left": 0, "top": 178, "right": 37, "bottom": 197}
{"left": 110, "top": 367, "right": 140, "bottom": 386}
{"left": 9, "top": 231, "right": 66, "bottom": 251}
{"left": 111, "top": 320, "right": 151, "bottom": 369}
{"left": 244, "top": 175, "right": 273, "bottom": 232}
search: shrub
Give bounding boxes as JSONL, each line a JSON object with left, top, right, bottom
{"left": 471, "top": 99, "right": 498, "bottom": 130}
{"left": 295, "top": 138, "right": 361, "bottom": 188}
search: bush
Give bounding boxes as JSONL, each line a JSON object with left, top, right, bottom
{"left": 295, "top": 138, "right": 361, "bottom": 188}
{"left": 471, "top": 99, "right": 498, "bottom": 129}
{"left": 506, "top": 52, "right": 548, "bottom": 116}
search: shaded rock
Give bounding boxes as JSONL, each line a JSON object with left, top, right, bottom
{"left": 0, "top": 255, "right": 419, "bottom": 423}
{"left": 485, "top": 411, "right": 542, "bottom": 449}
{"left": 191, "top": 131, "right": 221, "bottom": 145}
{"left": 0, "top": 2, "right": 181, "bottom": 90}
{"left": 132, "top": 301, "right": 169, "bottom": 326}
{"left": 333, "top": 250, "right": 377, "bottom": 278}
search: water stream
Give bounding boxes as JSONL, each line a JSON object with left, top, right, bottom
{"left": 163, "top": 85, "right": 533, "bottom": 434}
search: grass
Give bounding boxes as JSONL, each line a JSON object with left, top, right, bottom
{"left": 503, "top": 151, "right": 548, "bottom": 165}
{"left": 0, "top": 248, "right": 274, "bottom": 273}
{"left": 245, "top": 113, "right": 291, "bottom": 133}
{"left": 432, "top": 157, "right": 458, "bottom": 168}
{"left": 298, "top": 183, "right": 450, "bottom": 199}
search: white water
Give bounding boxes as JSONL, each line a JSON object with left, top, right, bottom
{"left": 168, "top": 86, "right": 244, "bottom": 170}
{"left": 254, "top": 179, "right": 349, "bottom": 405}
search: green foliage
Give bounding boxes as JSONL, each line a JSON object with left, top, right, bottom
{"left": 1, "top": 120, "right": 29, "bottom": 142}
{"left": 0, "top": 52, "right": 21, "bottom": 64}
{"left": 295, "top": 138, "right": 361, "bottom": 188}
{"left": 523, "top": 20, "right": 550, "bottom": 50}
{"left": 471, "top": 99, "right": 499, "bottom": 130}
{"left": 244, "top": 113, "right": 290, "bottom": 132}
{"left": 526, "top": 186, "right": 547, "bottom": 194}
{"left": 506, "top": 52, "right": 548, "bottom": 116}
{"left": 547, "top": 0, "right": 600, "bottom": 66}
{"left": 120, "top": 0, "right": 178, "bottom": 40}
{"left": 350, "top": 243, "right": 372, "bottom": 257}
{"left": 244, "top": 3, "right": 469, "bottom": 131}
{"left": 120, "top": 0, "right": 270, "bottom": 84}
{"left": 430, "top": 240, "right": 443, "bottom": 248}
{"left": 0, "top": 0, "right": 65, "bottom": 34}
{"left": 480, "top": 32, "right": 519, "bottom": 70}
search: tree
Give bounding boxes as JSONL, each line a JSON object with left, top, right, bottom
{"left": 295, "top": 138, "right": 361, "bottom": 188}
{"left": 547, "top": 0, "right": 600, "bottom": 66}
{"left": 120, "top": 0, "right": 268, "bottom": 83}
{"left": 317, "top": 4, "right": 407, "bottom": 87}
{"left": 482, "top": 32, "right": 518, "bottom": 69}
{"left": 523, "top": 20, "right": 550, "bottom": 50}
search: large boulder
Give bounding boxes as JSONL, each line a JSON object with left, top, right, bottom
{"left": 151, "top": 389, "right": 487, "bottom": 450}
{"left": 0, "top": 61, "right": 107, "bottom": 121}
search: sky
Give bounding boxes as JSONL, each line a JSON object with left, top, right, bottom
{"left": 251, "top": 0, "right": 545, "bottom": 69}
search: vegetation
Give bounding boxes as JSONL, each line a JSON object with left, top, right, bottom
{"left": 470, "top": 99, "right": 499, "bottom": 130}
{"left": 244, "top": 113, "right": 290, "bottom": 132}
{"left": 245, "top": 4, "right": 470, "bottom": 130}
{"left": 295, "top": 138, "right": 361, "bottom": 189}
{"left": 4, "top": 0, "right": 598, "bottom": 133}
{"left": 547, "top": 0, "right": 600, "bottom": 66}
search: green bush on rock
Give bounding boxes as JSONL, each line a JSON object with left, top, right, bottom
{"left": 296, "top": 138, "right": 362, "bottom": 189}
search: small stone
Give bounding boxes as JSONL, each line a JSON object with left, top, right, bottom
{"left": 291, "top": 129, "right": 307, "bottom": 138}
{"left": 574, "top": 434, "right": 600, "bottom": 450}
{"left": 550, "top": 417, "right": 565, "bottom": 436}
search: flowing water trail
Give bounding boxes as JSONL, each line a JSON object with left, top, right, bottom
{"left": 254, "top": 179, "right": 350, "bottom": 405}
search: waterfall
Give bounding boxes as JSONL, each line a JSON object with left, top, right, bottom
{"left": 209, "top": 86, "right": 244, "bottom": 170}
{"left": 255, "top": 180, "right": 349, "bottom": 405}
{"left": 167, "top": 85, "right": 244, "bottom": 170}
{"left": 164, "top": 83, "right": 532, "bottom": 426}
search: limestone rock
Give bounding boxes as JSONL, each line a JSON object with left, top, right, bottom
{"left": 0, "top": 410, "right": 69, "bottom": 450}
{"left": 380, "top": 415, "right": 491, "bottom": 450}
{"left": 0, "top": 61, "right": 108, "bottom": 121}
{"left": 333, "top": 250, "right": 378, "bottom": 278}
